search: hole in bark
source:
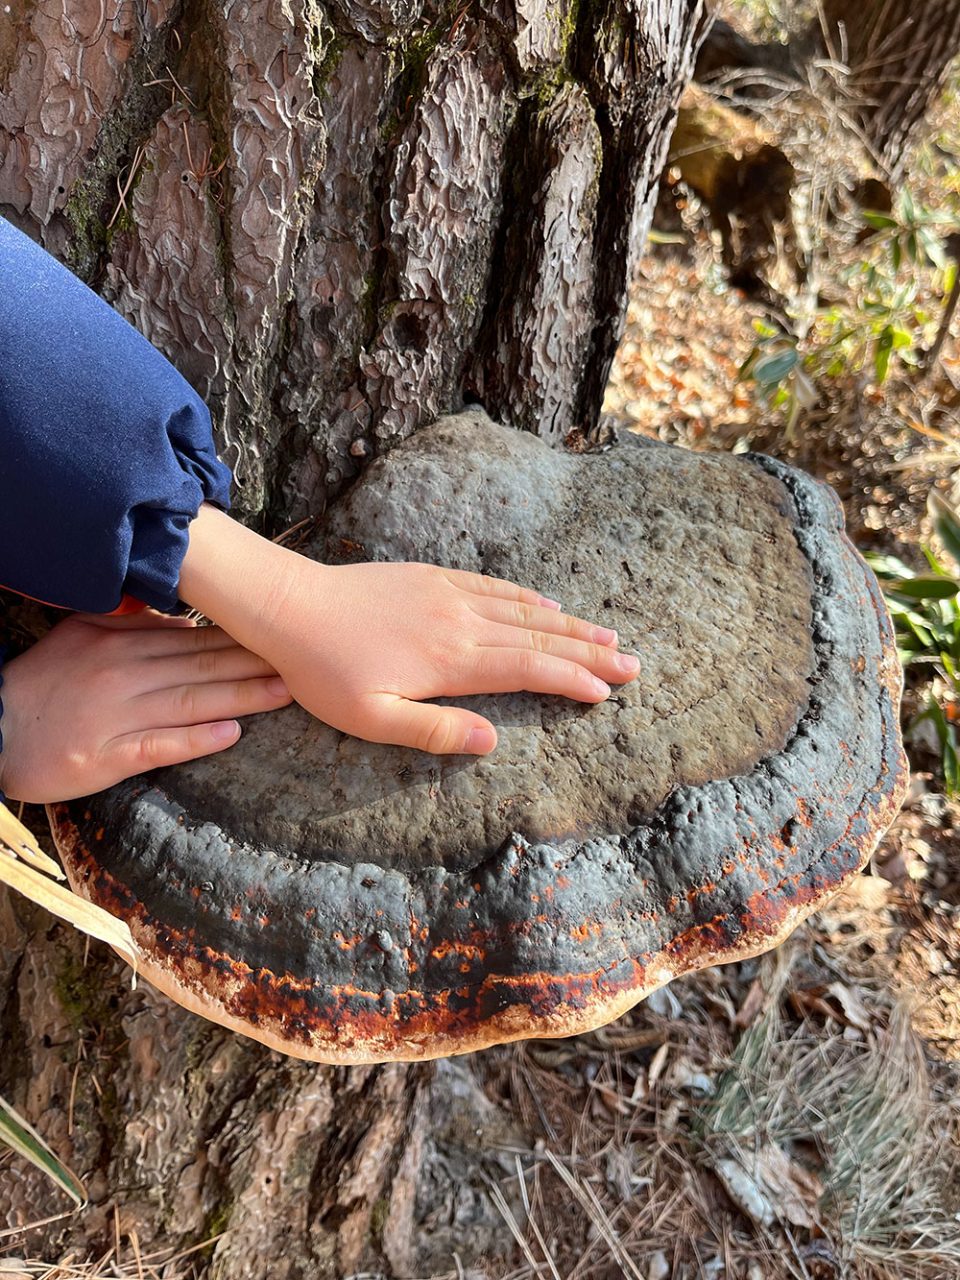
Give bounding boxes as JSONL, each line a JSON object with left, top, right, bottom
{"left": 310, "top": 304, "right": 335, "bottom": 340}
{"left": 390, "top": 309, "right": 429, "bottom": 352}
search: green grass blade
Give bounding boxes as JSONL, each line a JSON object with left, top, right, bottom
{"left": 0, "top": 1093, "right": 86, "bottom": 1206}
{"left": 888, "top": 576, "right": 960, "bottom": 600}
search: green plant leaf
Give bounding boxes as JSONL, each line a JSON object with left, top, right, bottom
{"left": 751, "top": 318, "right": 779, "bottom": 339}
{"left": 929, "top": 491, "right": 960, "bottom": 568}
{"left": 737, "top": 346, "right": 761, "bottom": 382}
{"left": 925, "top": 700, "right": 960, "bottom": 795}
{"left": 899, "top": 610, "right": 936, "bottom": 648}
{"left": 922, "top": 545, "right": 951, "bottom": 576}
{"left": 920, "top": 227, "right": 949, "bottom": 271}
{"left": 0, "top": 1093, "right": 86, "bottom": 1206}
{"left": 752, "top": 347, "right": 799, "bottom": 386}
{"left": 888, "top": 576, "right": 960, "bottom": 600}
{"left": 862, "top": 210, "right": 899, "bottom": 231}
{"left": 865, "top": 552, "right": 916, "bottom": 579}
{"left": 874, "top": 339, "right": 892, "bottom": 384}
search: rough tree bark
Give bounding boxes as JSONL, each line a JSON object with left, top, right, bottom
{"left": 0, "top": 2, "right": 704, "bottom": 1276}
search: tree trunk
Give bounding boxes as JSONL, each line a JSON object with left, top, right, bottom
{"left": 0, "top": 2, "right": 704, "bottom": 1275}
{"left": 1, "top": 0, "right": 703, "bottom": 526}
{"left": 820, "top": 0, "right": 960, "bottom": 179}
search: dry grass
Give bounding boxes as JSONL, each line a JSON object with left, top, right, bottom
{"left": 480, "top": 917, "right": 960, "bottom": 1280}
{"left": 0, "top": 1222, "right": 223, "bottom": 1280}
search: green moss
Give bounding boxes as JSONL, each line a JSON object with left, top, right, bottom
{"left": 60, "top": 21, "right": 177, "bottom": 280}
{"left": 205, "top": 1199, "right": 234, "bottom": 1241}
{"left": 312, "top": 31, "right": 346, "bottom": 98}
{"left": 522, "top": 0, "right": 584, "bottom": 110}
{"left": 557, "top": 0, "right": 582, "bottom": 62}
{"left": 369, "top": 1196, "right": 390, "bottom": 1245}
{"left": 55, "top": 952, "right": 110, "bottom": 1033}
{"left": 54, "top": 950, "right": 125, "bottom": 1145}
{"left": 385, "top": 20, "right": 446, "bottom": 135}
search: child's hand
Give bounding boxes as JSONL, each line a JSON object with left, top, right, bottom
{"left": 179, "top": 506, "right": 640, "bottom": 756}
{"left": 0, "top": 611, "right": 292, "bottom": 803}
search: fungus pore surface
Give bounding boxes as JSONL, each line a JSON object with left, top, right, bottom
{"left": 50, "top": 410, "right": 908, "bottom": 1063}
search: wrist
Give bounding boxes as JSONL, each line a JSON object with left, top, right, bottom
{"left": 178, "top": 506, "right": 326, "bottom": 657}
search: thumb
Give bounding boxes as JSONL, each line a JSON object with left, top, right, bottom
{"left": 375, "top": 698, "right": 498, "bottom": 756}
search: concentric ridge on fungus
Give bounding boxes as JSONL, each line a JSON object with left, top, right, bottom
{"left": 49, "top": 411, "right": 908, "bottom": 1063}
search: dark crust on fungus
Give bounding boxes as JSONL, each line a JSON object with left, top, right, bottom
{"left": 48, "top": 416, "right": 908, "bottom": 1064}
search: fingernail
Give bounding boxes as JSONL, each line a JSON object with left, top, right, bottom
{"left": 590, "top": 677, "right": 611, "bottom": 699}
{"left": 211, "top": 720, "right": 240, "bottom": 741}
{"left": 594, "top": 626, "right": 618, "bottom": 645}
{"left": 266, "top": 676, "right": 289, "bottom": 696}
{"left": 615, "top": 653, "right": 640, "bottom": 675}
{"left": 465, "top": 726, "right": 497, "bottom": 754}
{"left": 539, "top": 596, "right": 562, "bottom": 610}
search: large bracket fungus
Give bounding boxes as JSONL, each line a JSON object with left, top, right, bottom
{"left": 49, "top": 410, "right": 908, "bottom": 1064}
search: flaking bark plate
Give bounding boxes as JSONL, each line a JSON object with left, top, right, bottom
{"left": 50, "top": 411, "right": 908, "bottom": 1063}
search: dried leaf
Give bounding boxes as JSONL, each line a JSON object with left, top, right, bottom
{"left": 733, "top": 977, "right": 767, "bottom": 1029}
{"left": 0, "top": 803, "right": 63, "bottom": 879}
{"left": 0, "top": 851, "right": 137, "bottom": 968}
{"left": 825, "top": 981, "right": 874, "bottom": 1033}
{"left": 713, "top": 1143, "right": 822, "bottom": 1230}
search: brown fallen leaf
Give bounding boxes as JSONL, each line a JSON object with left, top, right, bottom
{"left": 712, "top": 1141, "right": 823, "bottom": 1230}
{"left": 733, "top": 976, "right": 767, "bottom": 1029}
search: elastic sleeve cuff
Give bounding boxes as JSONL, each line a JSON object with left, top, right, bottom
{"left": 122, "top": 405, "right": 234, "bottom": 614}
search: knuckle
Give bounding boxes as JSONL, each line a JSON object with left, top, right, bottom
{"left": 195, "top": 647, "right": 221, "bottom": 679}
{"left": 421, "top": 714, "right": 454, "bottom": 755}
{"left": 176, "top": 686, "right": 199, "bottom": 720}
{"left": 517, "top": 649, "right": 544, "bottom": 681}
{"left": 195, "top": 624, "right": 220, "bottom": 648}
{"left": 528, "top": 629, "right": 549, "bottom": 656}
{"left": 135, "top": 733, "right": 164, "bottom": 768}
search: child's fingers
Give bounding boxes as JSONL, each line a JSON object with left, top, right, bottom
{"left": 77, "top": 609, "right": 197, "bottom": 631}
{"left": 134, "top": 676, "right": 291, "bottom": 726}
{"left": 464, "top": 647, "right": 612, "bottom": 703}
{"left": 441, "top": 567, "right": 557, "bottom": 611}
{"left": 466, "top": 597, "right": 619, "bottom": 647}
{"left": 370, "top": 696, "right": 498, "bottom": 755}
{"left": 479, "top": 626, "right": 639, "bottom": 685}
{"left": 111, "top": 720, "right": 244, "bottom": 773}
{"left": 119, "top": 623, "right": 241, "bottom": 658}
{"left": 144, "top": 645, "right": 278, "bottom": 688}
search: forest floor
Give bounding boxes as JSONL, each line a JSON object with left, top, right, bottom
{"left": 467, "top": 124, "right": 960, "bottom": 1277}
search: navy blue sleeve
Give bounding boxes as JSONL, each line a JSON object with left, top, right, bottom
{"left": 0, "top": 216, "right": 233, "bottom": 614}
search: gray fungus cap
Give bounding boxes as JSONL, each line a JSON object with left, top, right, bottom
{"left": 50, "top": 411, "right": 907, "bottom": 1063}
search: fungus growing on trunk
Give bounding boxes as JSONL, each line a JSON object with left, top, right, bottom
{"left": 49, "top": 411, "right": 907, "bottom": 1063}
